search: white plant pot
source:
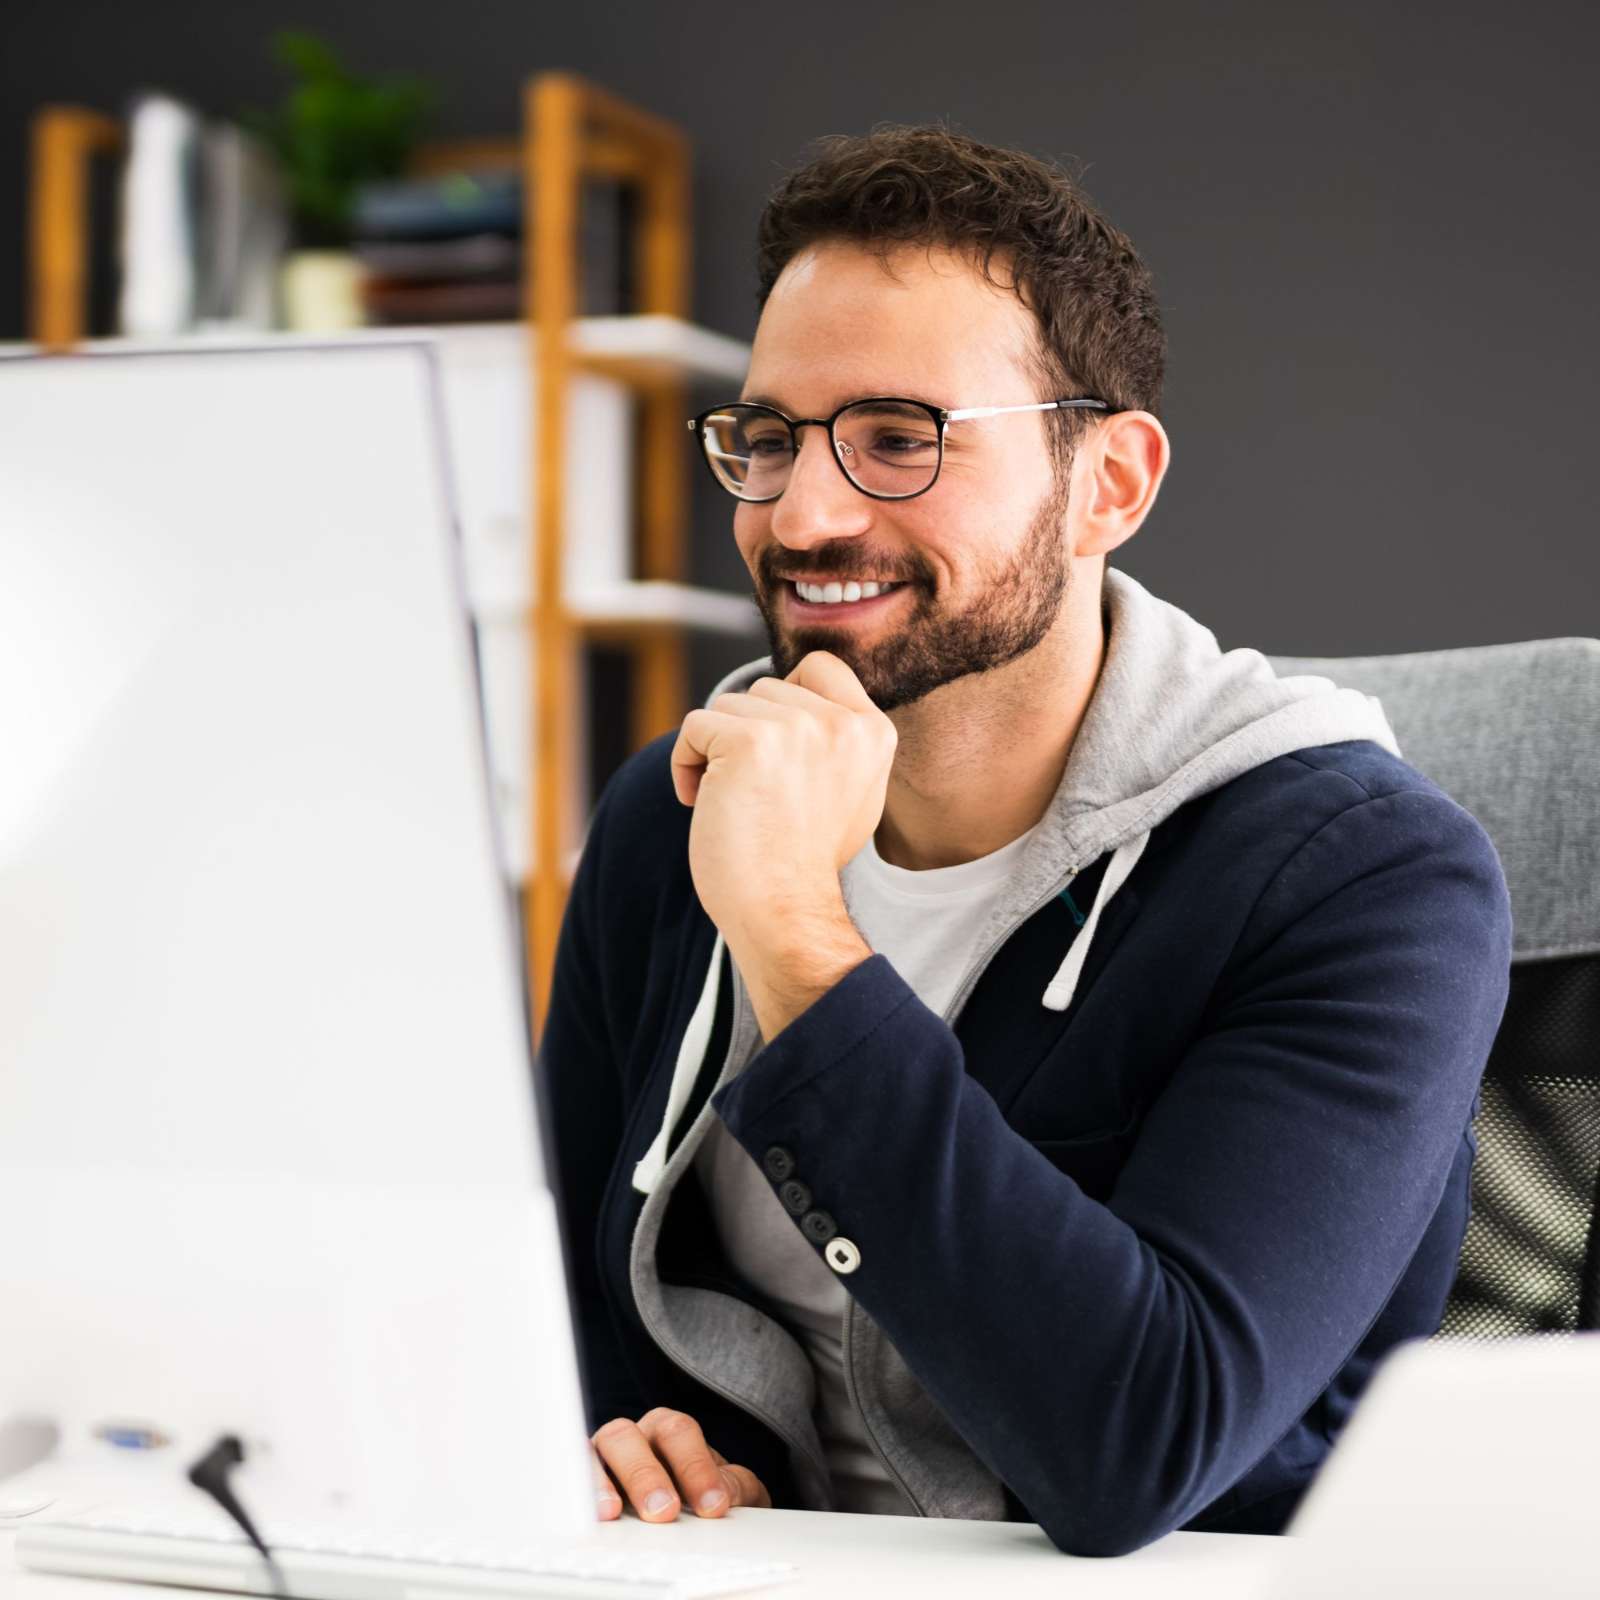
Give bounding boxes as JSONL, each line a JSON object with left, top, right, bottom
{"left": 279, "top": 250, "right": 365, "bottom": 332}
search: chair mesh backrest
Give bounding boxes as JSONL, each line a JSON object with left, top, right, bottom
{"left": 1266, "top": 636, "right": 1600, "bottom": 1337}
{"left": 1437, "top": 954, "right": 1600, "bottom": 1334}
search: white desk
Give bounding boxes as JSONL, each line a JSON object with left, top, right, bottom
{"left": 2, "top": 1512, "right": 1285, "bottom": 1600}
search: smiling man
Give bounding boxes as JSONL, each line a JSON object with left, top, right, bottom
{"left": 539, "top": 127, "right": 1513, "bottom": 1555}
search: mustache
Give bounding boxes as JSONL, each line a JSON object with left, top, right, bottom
{"left": 758, "top": 547, "right": 929, "bottom": 588}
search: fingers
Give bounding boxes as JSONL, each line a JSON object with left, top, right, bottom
{"left": 763, "top": 665, "right": 896, "bottom": 765}
{"left": 783, "top": 650, "right": 878, "bottom": 713}
{"left": 719, "top": 1461, "right": 773, "bottom": 1509}
{"left": 668, "top": 704, "right": 795, "bottom": 807}
{"left": 669, "top": 708, "right": 719, "bottom": 806}
{"left": 702, "top": 1445, "right": 769, "bottom": 1508}
{"left": 741, "top": 676, "right": 835, "bottom": 713}
{"left": 670, "top": 662, "right": 890, "bottom": 809}
{"left": 593, "top": 1416, "right": 683, "bottom": 1522}
{"left": 590, "top": 1444, "right": 622, "bottom": 1522}
{"left": 591, "top": 1411, "right": 769, "bottom": 1523}
{"left": 712, "top": 686, "right": 810, "bottom": 719}
{"left": 637, "top": 1408, "right": 733, "bottom": 1519}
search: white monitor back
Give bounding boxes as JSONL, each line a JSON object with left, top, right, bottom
{"left": 1274, "top": 1334, "right": 1600, "bottom": 1599}
{"left": 0, "top": 344, "right": 591, "bottom": 1539}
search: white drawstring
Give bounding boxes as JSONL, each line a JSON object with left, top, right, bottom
{"left": 631, "top": 835, "right": 1146, "bottom": 1191}
{"left": 632, "top": 930, "right": 726, "bottom": 1195}
{"left": 1041, "top": 831, "right": 1150, "bottom": 1012}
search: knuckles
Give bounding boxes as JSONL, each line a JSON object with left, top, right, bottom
{"left": 650, "top": 1409, "right": 701, "bottom": 1443}
{"left": 637, "top": 1406, "right": 686, "bottom": 1434}
{"left": 703, "top": 691, "right": 894, "bottom": 763}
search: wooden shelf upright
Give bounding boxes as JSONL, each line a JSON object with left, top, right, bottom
{"left": 28, "top": 107, "right": 123, "bottom": 352}
{"left": 26, "top": 74, "right": 722, "bottom": 1042}
{"left": 524, "top": 76, "right": 694, "bottom": 1035}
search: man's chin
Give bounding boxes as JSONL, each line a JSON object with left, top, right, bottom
{"left": 763, "top": 636, "right": 943, "bottom": 713}
{"left": 771, "top": 630, "right": 855, "bottom": 671}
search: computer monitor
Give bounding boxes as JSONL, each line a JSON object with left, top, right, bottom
{"left": 1276, "top": 1333, "right": 1600, "bottom": 1598}
{"left": 0, "top": 343, "right": 592, "bottom": 1541}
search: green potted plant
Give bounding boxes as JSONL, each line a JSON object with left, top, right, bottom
{"left": 243, "top": 30, "right": 436, "bottom": 329}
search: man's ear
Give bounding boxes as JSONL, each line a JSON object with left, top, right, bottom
{"left": 1073, "top": 411, "right": 1170, "bottom": 560}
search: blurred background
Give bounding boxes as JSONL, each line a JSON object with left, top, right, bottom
{"left": 6, "top": 0, "right": 1596, "bottom": 653}
{"left": 5, "top": 0, "right": 1595, "bottom": 1009}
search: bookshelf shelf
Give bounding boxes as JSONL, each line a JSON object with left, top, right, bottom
{"left": 3, "top": 312, "right": 752, "bottom": 386}
{"left": 570, "top": 314, "right": 752, "bottom": 386}
{"left": 567, "top": 580, "right": 760, "bottom": 635}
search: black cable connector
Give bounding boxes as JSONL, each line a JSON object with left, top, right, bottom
{"left": 187, "top": 1434, "right": 290, "bottom": 1599}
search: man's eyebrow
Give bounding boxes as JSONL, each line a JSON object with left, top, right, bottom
{"left": 736, "top": 392, "right": 948, "bottom": 413}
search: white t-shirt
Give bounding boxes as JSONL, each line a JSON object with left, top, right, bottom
{"left": 694, "top": 819, "right": 1041, "bottom": 1513}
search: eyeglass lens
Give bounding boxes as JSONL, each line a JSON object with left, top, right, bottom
{"left": 699, "top": 402, "right": 941, "bottom": 500}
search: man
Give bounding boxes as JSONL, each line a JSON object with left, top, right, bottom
{"left": 539, "top": 126, "right": 1512, "bottom": 1556}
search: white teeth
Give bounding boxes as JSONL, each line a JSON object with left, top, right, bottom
{"left": 794, "top": 579, "right": 898, "bottom": 604}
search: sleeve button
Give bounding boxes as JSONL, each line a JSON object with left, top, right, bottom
{"left": 824, "top": 1238, "right": 861, "bottom": 1275}
{"left": 762, "top": 1146, "right": 796, "bottom": 1182}
{"left": 778, "top": 1179, "right": 812, "bottom": 1216}
{"left": 801, "top": 1209, "right": 837, "bottom": 1244}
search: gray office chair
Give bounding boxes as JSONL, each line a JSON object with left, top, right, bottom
{"left": 1267, "top": 636, "right": 1600, "bottom": 1336}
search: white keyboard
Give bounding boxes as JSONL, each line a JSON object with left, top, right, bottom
{"left": 16, "top": 1510, "right": 799, "bottom": 1600}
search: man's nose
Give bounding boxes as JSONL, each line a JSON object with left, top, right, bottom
{"left": 769, "top": 425, "right": 874, "bottom": 549}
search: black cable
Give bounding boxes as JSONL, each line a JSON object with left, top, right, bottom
{"left": 186, "top": 1435, "right": 290, "bottom": 1599}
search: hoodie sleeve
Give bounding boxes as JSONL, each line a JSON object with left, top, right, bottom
{"left": 710, "top": 787, "right": 1513, "bottom": 1556}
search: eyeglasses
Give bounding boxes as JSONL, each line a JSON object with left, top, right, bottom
{"left": 687, "top": 395, "right": 1118, "bottom": 503}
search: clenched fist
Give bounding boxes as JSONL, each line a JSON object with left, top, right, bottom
{"left": 670, "top": 651, "right": 896, "bottom": 958}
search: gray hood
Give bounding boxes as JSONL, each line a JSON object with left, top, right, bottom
{"left": 633, "top": 565, "right": 1400, "bottom": 1193}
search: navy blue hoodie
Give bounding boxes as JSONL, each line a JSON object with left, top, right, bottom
{"left": 539, "top": 568, "right": 1513, "bottom": 1555}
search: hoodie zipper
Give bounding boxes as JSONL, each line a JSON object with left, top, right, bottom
{"left": 834, "top": 861, "right": 1082, "bottom": 1514}
{"left": 842, "top": 1296, "right": 927, "bottom": 1514}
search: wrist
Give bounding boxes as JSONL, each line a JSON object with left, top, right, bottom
{"left": 725, "top": 886, "right": 871, "bottom": 1042}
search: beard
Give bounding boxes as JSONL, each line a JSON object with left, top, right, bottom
{"left": 752, "top": 476, "right": 1071, "bottom": 712}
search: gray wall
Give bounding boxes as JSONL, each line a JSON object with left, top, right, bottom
{"left": 5, "top": 0, "right": 1596, "bottom": 678}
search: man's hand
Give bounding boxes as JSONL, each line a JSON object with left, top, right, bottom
{"left": 591, "top": 1409, "right": 772, "bottom": 1522}
{"left": 670, "top": 651, "right": 896, "bottom": 930}
{"left": 670, "top": 652, "right": 892, "bottom": 1037}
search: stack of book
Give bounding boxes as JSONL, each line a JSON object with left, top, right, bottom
{"left": 353, "top": 170, "right": 523, "bottom": 324}
{"left": 352, "top": 171, "right": 631, "bottom": 325}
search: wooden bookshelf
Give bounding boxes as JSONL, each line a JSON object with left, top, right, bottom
{"left": 25, "top": 74, "right": 752, "bottom": 1037}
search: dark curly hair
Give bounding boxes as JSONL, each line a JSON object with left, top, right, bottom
{"left": 756, "top": 124, "right": 1165, "bottom": 477}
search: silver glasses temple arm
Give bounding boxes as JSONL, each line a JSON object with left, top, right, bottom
{"left": 942, "top": 398, "right": 1111, "bottom": 422}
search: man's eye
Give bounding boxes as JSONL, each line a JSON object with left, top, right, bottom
{"left": 871, "top": 432, "right": 937, "bottom": 456}
{"left": 746, "top": 434, "right": 793, "bottom": 456}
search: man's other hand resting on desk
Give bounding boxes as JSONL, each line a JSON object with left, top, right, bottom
{"left": 591, "top": 1410, "right": 772, "bottom": 1522}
